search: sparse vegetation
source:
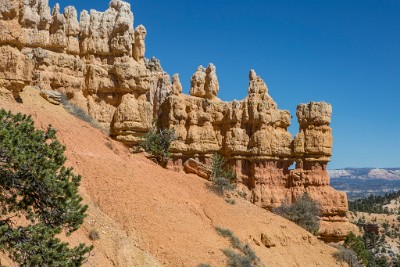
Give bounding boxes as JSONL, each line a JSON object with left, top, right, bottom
{"left": 273, "top": 193, "right": 321, "bottom": 234}
{"left": 344, "top": 232, "right": 371, "bottom": 266}
{"left": 238, "top": 191, "right": 247, "bottom": 199}
{"left": 105, "top": 140, "right": 119, "bottom": 155}
{"left": 210, "top": 154, "right": 236, "bottom": 194}
{"left": 140, "top": 124, "right": 176, "bottom": 165}
{"left": 349, "top": 191, "right": 400, "bottom": 214}
{"left": 61, "top": 93, "right": 108, "bottom": 134}
{"left": 0, "top": 109, "right": 92, "bottom": 266}
{"left": 343, "top": 231, "right": 395, "bottom": 266}
{"left": 215, "top": 227, "right": 263, "bottom": 267}
{"left": 225, "top": 198, "right": 236, "bottom": 205}
{"left": 89, "top": 229, "right": 100, "bottom": 241}
{"left": 331, "top": 243, "right": 361, "bottom": 267}
{"left": 348, "top": 191, "right": 400, "bottom": 265}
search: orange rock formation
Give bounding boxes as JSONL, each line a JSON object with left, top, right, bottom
{"left": 160, "top": 69, "right": 356, "bottom": 241}
{"left": 0, "top": 0, "right": 356, "bottom": 241}
{"left": 0, "top": 0, "right": 170, "bottom": 145}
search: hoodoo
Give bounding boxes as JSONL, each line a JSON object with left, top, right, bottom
{"left": 160, "top": 69, "right": 357, "bottom": 242}
{"left": 0, "top": 0, "right": 356, "bottom": 242}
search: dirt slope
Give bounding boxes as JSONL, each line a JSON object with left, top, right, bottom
{"left": 0, "top": 88, "right": 346, "bottom": 266}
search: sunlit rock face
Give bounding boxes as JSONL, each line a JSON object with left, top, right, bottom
{"left": 161, "top": 69, "right": 357, "bottom": 241}
{"left": 0, "top": 0, "right": 356, "bottom": 241}
{"left": 0, "top": 0, "right": 171, "bottom": 137}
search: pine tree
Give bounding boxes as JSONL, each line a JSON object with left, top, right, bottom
{"left": 344, "top": 232, "right": 370, "bottom": 266}
{"left": 0, "top": 109, "right": 92, "bottom": 266}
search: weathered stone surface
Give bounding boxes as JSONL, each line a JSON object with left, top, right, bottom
{"left": 294, "top": 102, "right": 333, "bottom": 158}
{"left": 204, "top": 64, "right": 219, "bottom": 100}
{"left": 0, "top": 45, "right": 34, "bottom": 97}
{"left": 0, "top": 0, "right": 354, "bottom": 242}
{"left": 0, "top": 0, "right": 171, "bottom": 143}
{"left": 40, "top": 88, "right": 61, "bottom": 105}
{"left": 183, "top": 158, "right": 211, "bottom": 180}
{"left": 160, "top": 69, "right": 355, "bottom": 241}
{"left": 133, "top": 25, "right": 146, "bottom": 64}
{"left": 161, "top": 69, "right": 292, "bottom": 159}
{"left": 189, "top": 65, "right": 206, "bottom": 98}
{"left": 189, "top": 64, "right": 219, "bottom": 100}
{"left": 171, "top": 73, "right": 182, "bottom": 96}
{"left": 261, "top": 233, "right": 276, "bottom": 248}
{"left": 111, "top": 93, "right": 152, "bottom": 145}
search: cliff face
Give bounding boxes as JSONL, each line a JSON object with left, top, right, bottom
{"left": 160, "top": 68, "right": 356, "bottom": 241}
{"left": 0, "top": 0, "right": 356, "bottom": 241}
{"left": 0, "top": 0, "right": 171, "bottom": 145}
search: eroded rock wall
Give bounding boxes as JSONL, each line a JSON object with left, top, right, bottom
{"left": 0, "top": 0, "right": 356, "bottom": 241}
{"left": 160, "top": 69, "right": 357, "bottom": 241}
{"left": 0, "top": 0, "right": 171, "bottom": 143}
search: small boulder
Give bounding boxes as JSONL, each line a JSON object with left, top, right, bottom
{"left": 40, "top": 89, "right": 61, "bottom": 105}
{"left": 183, "top": 158, "right": 211, "bottom": 180}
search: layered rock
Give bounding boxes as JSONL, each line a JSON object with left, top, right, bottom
{"left": 0, "top": 0, "right": 356, "bottom": 242}
{"left": 160, "top": 69, "right": 357, "bottom": 241}
{"left": 189, "top": 64, "right": 219, "bottom": 100}
{"left": 0, "top": 0, "right": 171, "bottom": 140}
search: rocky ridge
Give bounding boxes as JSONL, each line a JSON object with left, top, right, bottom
{"left": 329, "top": 168, "right": 400, "bottom": 200}
{"left": 0, "top": 0, "right": 171, "bottom": 145}
{"left": 329, "top": 168, "right": 400, "bottom": 180}
{"left": 0, "top": 0, "right": 356, "bottom": 242}
{"left": 161, "top": 68, "right": 356, "bottom": 241}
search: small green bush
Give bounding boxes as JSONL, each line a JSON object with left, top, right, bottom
{"left": 215, "top": 226, "right": 263, "bottom": 267}
{"left": 88, "top": 229, "right": 100, "bottom": 241}
{"left": 238, "top": 191, "right": 247, "bottom": 199}
{"left": 225, "top": 198, "right": 236, "bottom": 205}
{"left": 140, "top": 124, "right": 175, "bottom": 165}
{"left": 273, "top": 193, "right": 321, "bottom": 234}
{"left": 210, "top": 154, "right": 236, "bottom": 194}
{"left": 344, "top": 232, "right": 370, "bottom": 266}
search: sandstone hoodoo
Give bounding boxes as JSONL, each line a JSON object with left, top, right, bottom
{"left": 160, "top": 70, "right": 357, "bottom": 241}
{"left": 0, "top": 0, "right": 356, "bottom": 242}
{"left": 0, "top": 0, "right": 171, "bottom": 136}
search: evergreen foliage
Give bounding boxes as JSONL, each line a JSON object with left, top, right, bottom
{"left": 0, "top": 109, "right": 92, "bottom": 266}
{"left": 141, "top": 124, "right": 176, "bottom": 164}
{"left": 273, "top": 193, "right": 321, "bottom": 234}
{"left": 344, "top": 232, "right": 370, "bottom": 266}
{"left": 210, "top": 154, "right": 236, "bottom": 194}
{"left": 349, "top": 191, "right": 400, "bottom": 214}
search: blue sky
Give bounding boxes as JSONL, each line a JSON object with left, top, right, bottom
{"left": 51, "top": 0, "right": 400, "bottom": 169}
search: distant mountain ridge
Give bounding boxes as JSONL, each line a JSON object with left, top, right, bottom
{"left": 328, "top": 168, "right": 400, "bottom": 180}
{"left": 328, "top": 168, "right": 400, "bottom": 200}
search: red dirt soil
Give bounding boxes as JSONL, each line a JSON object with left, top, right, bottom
{"left": 0, "top": 88, "right": 347, "bottom": 266}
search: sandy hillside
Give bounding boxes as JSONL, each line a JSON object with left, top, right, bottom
{"left": 0, "top": 88, "right": 347, "bottom": 266}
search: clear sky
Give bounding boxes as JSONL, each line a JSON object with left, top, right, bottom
{"left": 50, "top": 0, "right": 400, "bottom": 169}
